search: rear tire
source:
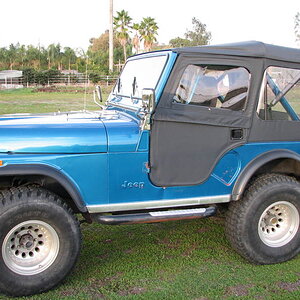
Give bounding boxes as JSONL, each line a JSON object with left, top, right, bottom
{"left": 0, "top": 187, "right": 81, "bottom": 296}
{"left": 226, "top": 174, "right": 300, "bottom": 264}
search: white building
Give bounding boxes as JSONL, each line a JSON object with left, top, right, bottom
{"left": 0, "top": 70, "right": 23, "bottom": 89}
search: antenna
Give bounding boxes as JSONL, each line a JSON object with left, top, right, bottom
{"left": 109, "top": 0, "right": 114, "bottom": 72}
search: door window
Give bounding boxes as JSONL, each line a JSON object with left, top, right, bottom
{"left": 173, "top": 65, "right": 250, "bottom": 111}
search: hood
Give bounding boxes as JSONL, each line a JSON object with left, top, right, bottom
{"left": 0, "top": 112, "right": 107, "bottom": 153}
{"left": 0, "top": 110, "right": 141, "bottom": 154}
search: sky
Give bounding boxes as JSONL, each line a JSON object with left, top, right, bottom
{"left": 1, "top": 0, "right": 299, "bottom": 51}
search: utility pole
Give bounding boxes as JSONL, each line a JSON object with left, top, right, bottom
{"left": 109, "top": 0, "right": 114, "bottom": 73}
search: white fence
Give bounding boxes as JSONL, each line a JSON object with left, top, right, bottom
{"left": 0, "top": 74, "right": 118, "bottom": 89}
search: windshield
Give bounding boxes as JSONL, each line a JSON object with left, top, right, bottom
{"left": 108, "top": 54, "right": 168, "bottom": 110}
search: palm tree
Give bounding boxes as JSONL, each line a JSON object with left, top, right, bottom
{"left": 7, "top": 44, "right": 18, "bottom": 70}
{"left": 0, "top": 48, "right": 10, "bottom": 69}
{"left": 113, "top": 10, "right": 132, "bottom": 62}
{"left": 139, "top": 17, "right": 159, "bottom": 52}
{"left": 26, "top": 45, "right": 42, "bottom": 70}
{"left": 63, "top": 47, "right": 76, "bottom": 71}
{"left": 132, "top": 23, "right": 141, "bottom": 54}
{"left": 18, "top": 45, "right": 26, "bottom": 68}
{"left": 47, "top": 44, "right": 63, "bottom": 70}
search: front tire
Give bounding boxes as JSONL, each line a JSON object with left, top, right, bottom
{"left": 0, "top": 187, "right": 81, "bottom": 296}
{"left": 226, "top": 174, "right": 300, "bottom": 264}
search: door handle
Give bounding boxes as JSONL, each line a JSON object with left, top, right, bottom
{"left": 231, "top": 128, "right": 244, "bottom": 140}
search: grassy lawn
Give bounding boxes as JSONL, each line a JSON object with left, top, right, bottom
{"left": 3, "top": 217, "right": 300, "bottom": 300}
{"left": 0, "top": 88, "right": 300, "bottom": 299}
{"left": 0, "top": 87, "right": 110, "bottom": 114}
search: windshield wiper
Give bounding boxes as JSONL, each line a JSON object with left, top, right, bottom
{"left": 132, "top": 76, "right": 137, "bottom": 95}
{"left": 117, "top": 78, "right": 121, "bottom": 93}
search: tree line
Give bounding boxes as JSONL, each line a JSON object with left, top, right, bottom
{"left": 0, "top": 9, "right": 212, "bottom": 77}
{"left": 1, "top": 11, "right": 298, "bottom": 78}
{"left": 0, "top": 44, "right": 85, "bottom": 72}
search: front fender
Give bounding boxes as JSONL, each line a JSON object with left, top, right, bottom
{"left": 0, "top": 163, "right": 86, "bottom": 212}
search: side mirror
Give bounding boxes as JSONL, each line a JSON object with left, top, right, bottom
{"left": 93, "top": 85, "right": 104, "bottom": 109}
{"left": 142, "top": 88, "right": 156, "bottom": 114}
{"left": 95, "top": 85, "right": 103, "bottom": 102}
{"left": 141, "top": 88, "right": 156, "bottom": 130}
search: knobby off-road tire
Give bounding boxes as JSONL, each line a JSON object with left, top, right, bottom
{"left": 226, "top": 174, "right": 300, "bottom": 264}
{"left": 0, "top": 186, "right": 81, "bottom": 296}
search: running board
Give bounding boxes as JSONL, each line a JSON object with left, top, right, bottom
{"left": 91, "top": 206, "right": 217, "bottom": 225}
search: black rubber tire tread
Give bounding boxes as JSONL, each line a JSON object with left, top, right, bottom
{"left": 226, "top": 173, "right": 300, "bottom": 265}
{"left": 0, "top": 186, "right": 81, "bottom": 297}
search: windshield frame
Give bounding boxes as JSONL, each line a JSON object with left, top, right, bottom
{"left": 107, "top": 51, "right": 171, "bottom": 112}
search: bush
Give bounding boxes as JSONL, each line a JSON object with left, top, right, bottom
{"left": 22, "top": 69, "right": 62, "bottom": 86}
{"left": 89, "top": 72, "right": 100, "bottom": 84}
{"left": 22, "top": 68, "right": 36, "bottom": 85}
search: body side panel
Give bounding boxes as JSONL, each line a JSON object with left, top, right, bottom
{"left": 102, "top": 141, "right": 300, "bottom": 212}
{"left": 1, "top": 142, "right": 300, "bottom": 213}
{"left": 0, "top": 153, "right": 109, "bottom": 208}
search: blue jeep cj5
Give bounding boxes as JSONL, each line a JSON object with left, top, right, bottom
{"left": 1, "top": 41, "right": 300, "bottom": 296}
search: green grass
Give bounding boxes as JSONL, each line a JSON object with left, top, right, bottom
{"left": 2, "top": 217, "right": 300, "bottom": 300}
{"left": 0, "top": 87, "right": 110, "bottom": 114}
{"left": 1, "top": 88, "right": 300, "bottom": 299}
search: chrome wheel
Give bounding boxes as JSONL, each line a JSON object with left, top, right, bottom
{"left": 258, "top": 201, "right": 299, "bottom": 247}
{"left": 2, "top": 220, "right": 59, "bottom": 275}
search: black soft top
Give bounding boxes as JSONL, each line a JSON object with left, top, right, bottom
{"left": 173, "top": 41, "right": 300, "bottom": 63}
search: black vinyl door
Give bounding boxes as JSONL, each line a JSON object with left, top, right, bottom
{"left": 149, "top": 63, "right": 252, "bottom": 187}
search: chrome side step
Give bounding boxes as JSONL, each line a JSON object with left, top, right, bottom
{"left": 91, "top": 206, "right": 217, "bottom": 225}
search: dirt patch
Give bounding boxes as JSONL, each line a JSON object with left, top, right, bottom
{"left": 159, "top": 237, "right": 180, "bottom": 249}
{"left": 197, "top": 227, "right": 210, "bottom": 233}
{"left": 118, "top": 286, "right": 147, "bottom": 296}
{"left": 104, "top": 239, "right": 113, "bottom": 243}
{"left": 182, "top": 243, "right": 198, "bottom": 257}
{"left": 60, "top": 286, "right": 105, "bottom": 299}
{"left": 84, "top": 288, "right": 105, "bottom": 299}
{"left": 165, "top": 254, "right": 175, "bottom": 259}
{"left": 278, "top": 280, "right": 300, "bottom": 292}
{"left": 97, "top": 252, "right": 109, "bottom": 260}
{"left": 88, "top": 273, "right": 123, "bottom": 289}
{"left": 225, "top": 284, "right": 253, "bottom": 297}
{"left": 211, "top": 216, "right": 225, "bottom": 224}
{"left": 203, "top": 258, "right": 223, "bottom": 265}
{"left": 60, "top": 288, "right": 78, "bottom": 297}
{"left": 124, "top": 248, "right": 134, "bottom": 254}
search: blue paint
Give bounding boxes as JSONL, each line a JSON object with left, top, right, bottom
{"left": 211, "top": 151, "right": 241, "bottom": 186}
{"left": 136, "top": 131, "right": 149, "bottom": 152}
{"left": 0, "top": 112, "right": 107, "bottom": 153}
{"left": 1, "top": 121, "right": 300, "bottom": 207}
{"left": 155, "top": 52, "right": 178, "bottom": 102}
{"left": 101, "top": 111, "right": 140, "bottom": 152}
{"left": 105, "top": 142, "right": 300, "bottom": 206}
{"left": 0, "top": 153, "right": 109, "bottom": 206}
